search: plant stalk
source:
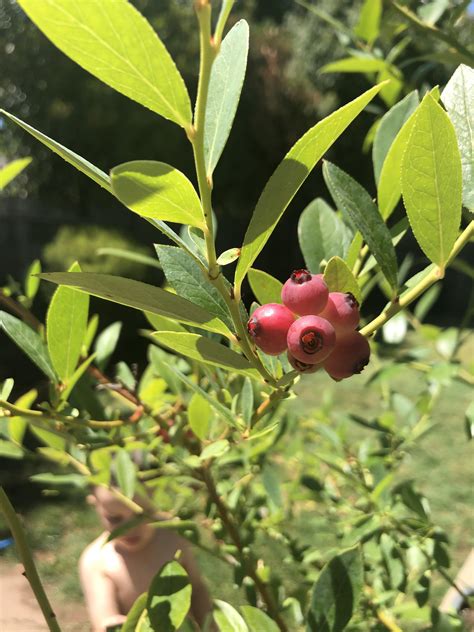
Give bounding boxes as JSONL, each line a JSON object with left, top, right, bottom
{"left": 0, "top": 487, "right": 62, "bottom": 632}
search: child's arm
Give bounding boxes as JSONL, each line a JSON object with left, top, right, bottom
{"left": 79, "top": 542, "right": 126, "bottom": 632}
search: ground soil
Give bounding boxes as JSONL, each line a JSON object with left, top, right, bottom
{"left": 0, "top": 560, "right": 88, "bottom": 631}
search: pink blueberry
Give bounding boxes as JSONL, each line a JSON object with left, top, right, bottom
{"left": 286, "top": 315, "right": 336, "bottom": 364}
{"left": 247, "top": 303, "right": 296, "bottom": 356}
{"left": 319, "top": 292, "right": 360, "bottom": 333}
{"left": 281, "top": 269, "right": 329, "bottom": 316}
{"left": 323, "top": 331, "right": 370, "bottom": 380}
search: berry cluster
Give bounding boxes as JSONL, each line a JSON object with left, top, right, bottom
{"left": 247, "top": 269, "right": 370, "bottom": 380}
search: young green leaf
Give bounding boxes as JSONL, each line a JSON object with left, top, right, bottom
{"left": 298, "top": 198, "right": 352, "bottom": 273}
{"left": 94, "top": 321, "right": 122, "bottom": 371}
{"left": 61, "top": 353, "right": 97, "bottom": 402}
{"left": 216, "top": 248, "right": 241, "bottom": 266}
{"left": 441, "top": 64, "right": 474, "bottom": 210}
{"left": 235, "top": 83, "right": 383, "bottom": 288}
{"left": 188, "top": 393, "right": 211, "bottom": 441}
{"left": 17, "top": 0, "right": 191, "bottom": 128}
{"left": 39, "top": 272, "right": 232, "bottom": 338}
{"left": 0, "top": 311, "right": 58, "bottom": 383}
{"left": 307, "top": 547, "right": 364, "bottom": 632}
{"left": 321, "top": 56, "right": 386, "bottom": 74}
{"left": 156, "top": 246, "right": 233, "bottom": 330}
{"left": 323, "top": 257, "right": 362, "bottom": 305}
{"left": 152, "top": 332, "right": 258, "bottom": 377}
{"left": 247, "top": 269, "right": 282, "bottom": 305}
{"left": 0, "top": 157, "right": 31, "bottom": 190}
{"left": 111, "top": 161, "right": 204, "bottom": 228}
{"left": 146, "top": 561, "right": 191, "bottom": 632}
{"left": 145, "top": 312, "right": 187, "bottom": 334}
{"left": 1, "top": 110, "right": 111, "bottom": 191}
{"left": 204, "top": 20, "right": 249, "bottom": 176}
{"left": 323, "top": 162, "right": 398, "bottom": 290}
{"left": 355, "top": 0, "right": 382, "bottom": 44}
{"left": 401, "top": 94, "right": 462, "bottom": 270}
{"left": 115, "top": 449, "right": 136, "bottom": 499}
{"left": 24, "top": 259, "right": 42, "bottom": 302}
{"left": 47, "top": 262, "right": 89, "bottom": 382}
{"left": 372, "top": 91, "right": 419, "bottom": 184}
{"left": 345, "top": 233, "right": 364, "bottom": 270}
{"left": 240, "top": 606, "right": 279, "bottom": 632}
{"left": 7, "top": 390, "right": 37, "bottom": 446}
{"left": 214, "top": 600, "right": 248, "bottom": 632}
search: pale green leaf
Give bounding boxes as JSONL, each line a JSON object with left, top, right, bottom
{"left": 308, "top": 547, "right": 364, "bottom": 632}
{"left": 373, "top": 91, "right": 419, "bottom": 184}
{"left": 240, "top": 606, "right": 279, "bottom": 632}
{"left": 97, "top": 247, "right": 162, "bottom": 270}
{"left": 298, "top": 198, "right": 352, "bottom": 272}
{"left": 0, "top": 311, "right": 58, "bottom": 383}
{"left": 217, "top": 248, "right": 241, "bottom": 266}
{"left": 122, "top": 593, "right": 148, "bottom": 632}
{"left": 147, "top": 561, "right": 191, "bottom": 632}
{"left": 152, "top": 332, "right": 258, "bottom": 377}
{"left": 376, "top": 65, "right": 403, "bottom": 108}
{"left": 214, "top": 600, "right": 248, "bottom": 632}
{"left": 236, "top": 377, "right": 253, "bottom": 426}
{"left": 200, "top": 439, "right": 229, "bottom": 461}
{"left": 321, "top": 57, "right": 386, "bottom": 74}
{"left": 1, "top": 110, "right": 111, "bottom": 191}
{"left": 156, "top": 246, "right": 233, "bottom": 329}
{"left": 0, "top": 157, "right": 31, "bottom": 190}
{"left": 17, "top": 0, "right": 191, "bottom": 127}
{"left": 94, "top": 321, "right": 122, "bottom": 371}
{"left": 111, "top": 161, "right": 204, "bottom": 228}
{"left": 323, "top": 257, "right": 362, "bottom": 305}
{"left": 401, "top": 94, "right": 462, "bottom": 269}
{"left": 235, "top": 83, "right": 384, "bottom": 287}
{"left": 323, "top": 162, "right": 398, "bottom": 289}
{"left": 188, "top": 393, "right": 211, "bottom": 441}
{"left": 0, "top": 379, "right": 14, "bottom": 401}
{"left": 40, "top": 272, "right": 232, "bottom": 338}
{"left": 205, "top": 20, "right": 249, "bottom": 175}
{"left": 354, "top": 0, "right": 382, "bottom": 44}
{"left": 47, "top": 262, "right": 89, "bottom": 381}
{"left": 25, "top": 259, "right": 42, "bottom": 301}
{"left": 145, "top": 312, "right": 187, "bottom": 334}
{"left": 441, "top": 64, "right": 474, "bottom": 209}
{"left": 115, "top": 449, "right": 136, "bottom": 498}
{"left": 247, "top": 269, "right": 282, "bottom": 305}
{"left": 8, "top": 389, "right": 37, "bottom": 446}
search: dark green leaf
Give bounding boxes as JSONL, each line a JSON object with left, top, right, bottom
{"left": 146, "top": 561, "right": 191, "bottom": 632}
{"left": 323, "top": 161, "right": 398, "bottom": 290}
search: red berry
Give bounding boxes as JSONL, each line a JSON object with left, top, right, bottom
{"left": 319, "top": 292, "right": 360, "bottom": 333}
{"left": 287, "top": 351, "right": 321, "bottom": 374}
{"left": 247, "top": 303, "right": 296, "bottom": 356}
{"left": 323, "top": 331, "right": 370, "bottom": 380}
{"left": 287, "top": 315, "right": 336, "bottom": 364}
{"left": 281, "top": 269, "right": 329, "bottom": 316}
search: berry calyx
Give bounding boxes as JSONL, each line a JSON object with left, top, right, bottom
{"left": 319, "top": 292, "right": 360, "bottom": 333}
{"left": 247, "top": 303, "right": 296, "bottom": 356}
{"left": 281, "top": 269, "right": 329, "bottom": 316}
{"left": 287, "top": 315, "right": 336, "bottom": 364}
{"left": 287, "top": 351, "right": 321, "bottom": 374}
{"left": 323, "top": 331, "right": 370, "bottom": 380}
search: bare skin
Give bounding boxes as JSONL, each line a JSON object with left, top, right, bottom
{"left": 79, "top": 487, "right": 214, "bottom": 632}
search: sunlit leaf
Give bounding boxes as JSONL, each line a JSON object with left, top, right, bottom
{"left": 354, "top": 0, "right": 382, "bottom": 44}
{"left": 0, "top": 157, "right": 31, "bottom": 190}
{"left": 247, "top": 269, "right": 282, "bottom": 305}
{"left": 323, "top": 257, "right": 362, "bottom": 304}
{"left": 146, "top": 561, "right": 191, "bottom": 632}
{"left": 188, "top": 393, "right": 211, "bottom": 441}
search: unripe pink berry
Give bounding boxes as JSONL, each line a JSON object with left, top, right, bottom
{"left": 281, "top": 269, "right": 329, "bottom": 316}
{"left": 323, "top": 331, "right": 370, "bottom": 380}
{"left": 287, "top": 351, "right": 321, "bottom": 374}
{"left": 319, "top": 292, "right": 360, "bottom": 333}
{"left": 247, "top": 303, "right": 296, "bottom": 356}
{"left": 287, "top": 315, "right": 336, "bottom": 364}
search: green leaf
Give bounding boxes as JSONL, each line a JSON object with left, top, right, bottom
{"left": 25, "top": 259, "right": 41, "bottom": 302}
{"left": 298, "top": 198, "right": 352, "bottom": 273}
{"left": 61, "top": 353, "right": 96, "bottom": 401}
{"left": 441, "top": 64, "right": 474, "bottom": 210}
{"left": 30, "top": 423, "right": 67, "bottom": 450}
{"left": 152, "top": 332, "right": 258, "bottom": 377}
{"left": 373, "top": 91, "right": 419, "bottom": 184}
{"left": 122, "top": 593, "right": 148, "bottom": 632}
{"left": 236, "top": 377, "right": 253, "bottom": 426}
{"left": 307, "top": 547, "right": 364, "bottom": 632}
{"left": 323, "top": 162, "right": 398, "bottom": 290}
{"left": 345, "top": 233, "right": 363, "bottom": 270}
{"left": 30, "top": 473, "right": 86, "bottom": 488}
{"left": 8, "top": 389, "right": 37, "bottom": 446}
{"left": 47, "top": 262, "right": 89, "bottom": 381}
{"left": 322, "top": 56, "right": 386, "bottom": 74}
{"left": 97, "top": 248, "right": 162, "bottom": 271}
{"left": 0, "top": 110, "right": 111, "bottom": 191}
{"left": 146, "top": 561, "right": 191, "bottom": 632}
{"left": 240, "top": 606, "right": 279, "bottom": 632}
{"left": 0, "top": 157, "right": 31, "bottom": 190}
{"left": 145, "top": 312, "right": 187, "bottom": 334}
{"left": 214, "top": 600, "right": 248, "bottom": 632}
{"left": 111, "top": 161, "right": 204, "bottom": 228}
{"left": 0, "top": 311, "right": 58, "bottom": 383}
{"left": 0, "top": 440, "right": 23, "bottom": 459}
{"left": 380, "top": 534, "right": 405, "bottom": 590}
{"left": 247, "top": 269, "right": 282, "bottom": 305}
{"left": 204, "top": 20, "right": 249, "bottom": 175}
{"left": 156, "top": 246, "right": 233, "bottom": 329}
{"left": 323, "top": 257, "right": 361, "bottom": 304}
{"left": 0, "top": 379, "right": 14, "bottom": 401}
{"left": 354, "top": 0, "right": 382, "bottom": 44}
{"left": 401, "top": 94, "right": 462, "bottom": 269}
{"left": 17, "top": 0, "right": 191, "bottom": 128}
{"left": 188, "top": 393, "right": 211, "bottom": 441}
{"left": 200, "top": 439, "right": 229, "bottom": 461}
{"left": 115, "top": 449, "right": 136, "bottom": 499}
{"left": 39, "top": 272, "right": 232, "bottom": 338}
{"left": 217, "top": 248, "right": 241, "bottom": 266}
{"left": 235, "top": 83, "right": 384, "bottom": 288}
{"left": 94, "top": 321, "right": 122, "bottom": 371}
